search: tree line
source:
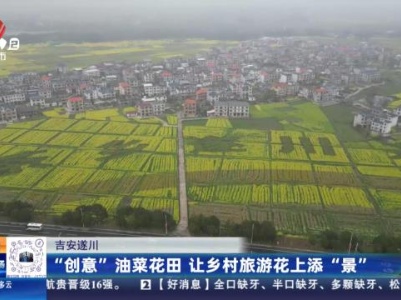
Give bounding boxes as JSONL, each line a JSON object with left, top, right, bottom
{"left": 189, "top": 214, "right": 277, "bottom": 244}
{"left": 0, "top": 201, "right": 400, "bottom": 253}
{"left": 309, "top": 230, "right": 401, "bottom": 254}
{"left": 54, "top": 204, "right": 177, "bottom": 233}
{"left": 188, "top": 215, "right": 401, "bottom": 253}
{"left": 0, "top": 201, "right": 177, "bottom": 234}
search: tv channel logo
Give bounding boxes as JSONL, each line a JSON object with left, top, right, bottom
{"left": 0, "top": 20, "right": 5, "bottom": 39}
{"left": 0, "top": 20, "right": 21, "bottom": 61}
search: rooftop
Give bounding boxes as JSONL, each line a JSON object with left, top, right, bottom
{"left": 138, "top": 102, "right": 152, "bottom": 108}
{"left": 68, "top": 96, "right": 83, "bottom": 103}
{"left": 184, "top": 98, "right": 197, "bottom": 105}
{"left": 216, "top": 100, "right": 249, "bottom": 107}
{"left": 196, "top": 88, "right": 208, "bottom": 95}
{"left": 119, "top": 82, "right": 130, "bottom": 88}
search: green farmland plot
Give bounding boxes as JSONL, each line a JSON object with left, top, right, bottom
{"left": 0, "top": 98, "right": 400, "bottom": 238}
{"left": 184, "top": 100, "right": 401, "bottom": 239}
{"left": 0, "top": 109, "right": 180, "bottom": 223}
{"left": 0, "top": 39, "right": 239, "bottom": 77}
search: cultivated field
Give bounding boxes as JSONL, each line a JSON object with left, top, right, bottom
{"left": 1, "top": 100, "right": 401, "bottom": 238}
{"left": 0, "top": 39, "right": 238, "bottom": 77}
{"left": 0, "top": 108, "right": 179, "bottom": 223}
{"left": 185, "top": 101, "right": 401, "bottom": 238}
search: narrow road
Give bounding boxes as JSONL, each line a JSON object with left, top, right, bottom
{"left": 155, "top": 117, "right": 177, "bottom": 127}
{"left": 0, "top": 222, "right": 164, "bottom": 237}
{"left": 175, "top": 111, "right": 190, "bottom": 236}
{"left": 345, "top": 82, "right": 385, "bottom": 100}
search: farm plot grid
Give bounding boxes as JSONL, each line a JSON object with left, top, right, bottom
{"left": 0, "top": 116, "right": 179, "bottom": 221}
{"left": 0, "top": 101, "right": 400, "bottom": 238}
{"left": 184, "top": 112, "right": 401, "bottom": 238}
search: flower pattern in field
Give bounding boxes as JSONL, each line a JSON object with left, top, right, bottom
{"left": 0, "top": 102, "right": 400, "bottom": 237}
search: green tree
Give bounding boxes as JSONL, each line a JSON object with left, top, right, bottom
{"left": 115, "top": 206, "right": 134, "bottom": 228}
{"left": 56, "top": 204, "right": 108, "bottom": 227}
{"left": 126, "top": 208, "right": 152, "bottom": 229}
{"left": 259, "top": 221, "right": 277, "bottom": 243}
{"left": 4, "top": 201, "right": 34, "bottom": 222}
{"left": 319, "top": 230, "right": 340, "bottom": 250}
{"left": 80, "top": 204, "right": 108, "bottom": 226}
{"left": 57, "top": 210, "right": 80, "bottom": 226}
{"left": 189, "top": 215, "right": 220, "bottom": 236}
{"left": 223, "top": 220, "right": 277, "bottom": 243}
{"left": 116, "top": 206, "right": 176, "bottom": 232}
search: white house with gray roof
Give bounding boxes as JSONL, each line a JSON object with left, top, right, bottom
{"left": 214, "top": 101, "right": 249, "bottom": 118}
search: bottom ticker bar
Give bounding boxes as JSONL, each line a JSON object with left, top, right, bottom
{"left": 0, "top": 279, "right": 46, "bottom": 300}
{"left": 45, "top": 277, "right": 400, "bottom": 300}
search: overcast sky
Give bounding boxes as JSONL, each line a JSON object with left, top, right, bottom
{"left": 1, "top": 0, "right": 399, "bottom": 41}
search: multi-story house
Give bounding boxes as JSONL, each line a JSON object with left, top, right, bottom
{"left": 66, "top": 96, "right": 85, "bottom": 114}
{"left": 312, "top": 87, "right": 340, "bottom": 106}
{"left": 360, "top": 69, "right": 381, "bottom": 83}
{"left": 354, "top": 68, "right": 381, "bottom": 84}
{"left": 0, "top": 105, "right": 18, "bottom": 123}
{"left": 229, "top": 82, "right": 244, "bottom": 97}
{"left": 259, "top": 71, "right": 277, "bottom": 84}
{"left": 122, "top": 68, "right": 136, "bottom": 82}
{"left": 136, "top": 101, "right": 166, "bottom": 117}
{"left": 118, "top": 82, "right": 133, "bottom": 97}
{"left": 137, "top": 102, "right": 153, "bottom": 117}
{"left": 83, "top": 67, "right": 100, "bottom": 77}
{"left": 271, "top": 83, "right": 299, "bottom": 97}
{"left": 29, "top": 95, "right": 46, "bottom": 107}
{"left": 211, "top": 72, "right": 224, "bottom": 82}
{"left": 1, "top": 93, "right": 26, "bottom": 104}
{"left": 353, "top": 108, "right": 398, "bottom": 136}
{"left": 9, "top": 73, "right": 25, "bottom": 85}
{"left": 169, "top": 82, "right": 197, "bottom": 97}
{"left": 370, "top": 118, "right": 393, "bottom": 135}
{"left": 299, "top": 88, "right": 312, "bottom": 99}
{"left": 143, "top": 83, "right": 167, "bottom": 96}
{"left": 51, "top": 79, "right": 67, "bottom": 93}
{"left": 143, "top": 73, "right": 154, "bottom": 83}
{"left": 83, "top": 89, "right": 99, "bottom": 101}
{"left": 39, "top": 89, "right": 52, "bottom": 99}
{"left": 161, "top": 70, "right": 173, "bottom": 83}
{"left": 97, "top": 87, "right": 115, "bottom": 100}
{"left": 214, "top": 101, "right": 249, "bottom": 118}
{"left": 183, "top": 98, "right": 197, "bottom": 117}
{"left": 130, "top": 78, "right": 141, "bottom": 88}
{"left": 41, "top": 76, "right": 52, "bottom": 89}
{"left": 142, "top": 95, "right": 167, "bottom": 103}
{"left": 242, "top": 83, "right": 253, "bottom": 101}
{"left": 293, "top": 69, "right": 315, "bottom": 83}
{"left": 195, "top": 88, "right": 208, "bottom": 101}
{"left": 151, "top": 102, "right": 166, "bottom": 116}
{"left": 207, "top": 91, "right": 220, "bottom": 105}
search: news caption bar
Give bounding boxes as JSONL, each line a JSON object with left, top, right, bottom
{"left": 0, "top": 236, "right": 400, "bottom": 300}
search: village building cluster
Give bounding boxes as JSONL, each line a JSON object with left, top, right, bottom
{"left": 1, "top": 37, "right": 401, "bottom": 135}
